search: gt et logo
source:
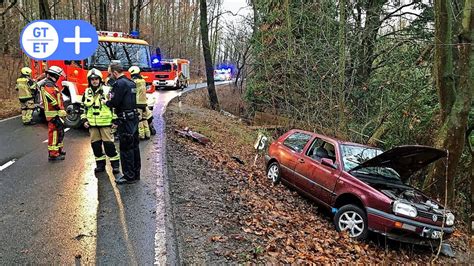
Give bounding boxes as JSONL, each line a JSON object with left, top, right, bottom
{"left": 20, "top": 20, "right": 98, "bottom": 60}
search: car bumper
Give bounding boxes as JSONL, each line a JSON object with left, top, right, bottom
{"left": 367, "top": 207, "right": 454, "bottom": 244}
{"left": 153, "top": 79, "right": 177, "bottom": 87}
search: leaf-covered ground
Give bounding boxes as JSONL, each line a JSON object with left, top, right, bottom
{"left": 165, "top": 92, "right": 470, "bottom": 264}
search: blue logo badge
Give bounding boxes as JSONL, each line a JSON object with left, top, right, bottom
{"left": 20, "top": 20, "right": 99, "bottom": 60}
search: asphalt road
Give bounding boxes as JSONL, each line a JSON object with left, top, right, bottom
{"left": 0, "top": 81, "right": 230, "bottom": 264}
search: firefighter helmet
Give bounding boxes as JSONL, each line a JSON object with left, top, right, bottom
{"left": 21, "top": 67, "right": 32, "bottom": 76}
{"left": 128, "top": 66, "right": 141, "bottom": 75}
{"left": 46, "top": 66, "right": 65, "bottom": 79}
{"left": 87, "top": 68, "right": 103, "bottom": 80}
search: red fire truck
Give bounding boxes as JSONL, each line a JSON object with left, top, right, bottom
{"left": 152, "top": 58, "right": 190, "bottom": 90}
{"left": 30, "top": 31, "right": 157, "bottom": 128}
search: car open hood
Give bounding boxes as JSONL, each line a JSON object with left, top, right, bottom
{"left": 350, "top": 145, "right": 447, "bottom": 181}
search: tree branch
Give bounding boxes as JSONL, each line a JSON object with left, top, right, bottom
{"left": 381, "top": 1, "right": 418, "bottom": 22}
{"left": 0, "top": 0, "right": 17, "bottom": 16}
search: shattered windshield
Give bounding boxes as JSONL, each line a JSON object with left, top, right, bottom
{"left": 341, "top": 145, "right": 400, "bottom": 180}
{"left": 87, "top": 42, "right": 151, "bottom": 71}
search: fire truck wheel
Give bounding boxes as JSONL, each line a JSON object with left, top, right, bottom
{"left": 64, "top": 102, "right": 82, "bottom": 128}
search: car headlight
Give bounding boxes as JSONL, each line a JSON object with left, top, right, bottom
{"left": 393, "top": 200, "right": 417, "bottom": 218}
{"left": 446, "top": 213, "right": 455, "bottom": 226}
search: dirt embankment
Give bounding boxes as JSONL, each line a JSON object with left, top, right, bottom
{"left": 165, "top": 85, "right": 469, "bottom": 264}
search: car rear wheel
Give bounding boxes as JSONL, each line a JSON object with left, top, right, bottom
{"left": 334, "top": 204, "right": 368, "bottom": 240}
{"left": 266, "top": 162, "right": 281, "bottom": 185}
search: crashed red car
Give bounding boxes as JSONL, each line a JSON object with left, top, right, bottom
{"left": 265, "top": 129, "right": 454, "bottom": 244}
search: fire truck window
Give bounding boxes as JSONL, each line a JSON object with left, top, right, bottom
{"left": 88, "top": 42, "right": 151, "bottom": 71}
{"left": 174, "top": 65, "right": 178, "bottom": 71}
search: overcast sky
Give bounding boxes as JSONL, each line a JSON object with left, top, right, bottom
{"left": 221, "top": 0, "right": 251, "bottom": 24}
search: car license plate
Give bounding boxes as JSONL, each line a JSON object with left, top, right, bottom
{"left": 432, "top": 230, "right": 442, "bottom": 239}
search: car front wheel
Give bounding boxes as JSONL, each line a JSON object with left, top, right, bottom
{"left": 266, "top": 162, "right": 281, "bottom": 185}
{"left": 334, "top": 204, "right": 368, "bottom": 240}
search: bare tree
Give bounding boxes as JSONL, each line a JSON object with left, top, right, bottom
{"left": 200, "top": 0, "right": 219, "bottom": 110}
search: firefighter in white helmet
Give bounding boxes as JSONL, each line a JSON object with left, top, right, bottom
{"left": 16, "top": 67, "right": 38, "bottom": 125}
{"left": 81, "top": 68, "right": 121, "bottom": 173}
{"left": 129, "top": 66, "right": 152, "bottom": 140}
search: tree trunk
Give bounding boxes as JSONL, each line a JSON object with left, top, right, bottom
{"left": 129, "top": 0, "right": 134, "bottom": 32}
{"left": 199, "top": 0, "right": 219, "bottom": 110}
{"left": 134, "top": 0, "right": 142, "bottom": 33}
{"left": 39, "top": 0, "right": 51, "bottom": 19}
{"left": 99, "top": 0, "right": 108, "bottom": 30}
{"left": 424, "top": 0, "right": 473, "bottom": 207}
{"left": 338, "top": 0, "right": 347, "bottom": 132}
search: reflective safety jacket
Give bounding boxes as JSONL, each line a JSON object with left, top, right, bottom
{"left": 81, "top": 86, "right": 115, "bottom": 127}
{"left": 40, "top": 79, "right": 66, "bottom": 121}
{"left": 16, "top": 76, "right": 37, "bottom": 100}
{"left": 132, "top": 75, "right": 147, "bottom": 108}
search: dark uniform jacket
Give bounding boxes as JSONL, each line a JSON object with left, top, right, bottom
{"left": 106, "top": 75, "right": 137, "bottom": 115}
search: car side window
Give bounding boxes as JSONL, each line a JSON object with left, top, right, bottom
{"left": 307, "top": 138, "right": 337, "bottom": 163}
{"left": 283, "top": 132, "right": 312, "bottom": 152}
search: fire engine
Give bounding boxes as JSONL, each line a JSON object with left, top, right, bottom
{"left": 30, "top": 31, "right": 157, "bottom": 128}
{"left": 152, "top": 58, "right": 190, "bottom": 90}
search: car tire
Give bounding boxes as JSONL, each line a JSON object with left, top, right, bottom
{"left": 334, "top": 204, "right": 368, "bottom": 240}
{"left": 266, "top": 161, "right": 281, "bottom": 185}
{"left": 63, "top": 101, "right": 82, "bottom": 128}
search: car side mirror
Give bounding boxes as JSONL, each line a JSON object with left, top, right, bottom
{"left": 321, "top": 158, "right": 337, "bottom": 169}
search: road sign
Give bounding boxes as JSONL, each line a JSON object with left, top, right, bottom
{"left": 20, "top": 20, "right": 98, "bottom": 60}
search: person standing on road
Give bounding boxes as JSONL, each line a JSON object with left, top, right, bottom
{"left": 81, "top": 68, "right": 121, "bottom": 174}
{"left": 105, "top": 62, "right": 141, "bottom": 184}
{"left": 128, "top": 66, "right": 151, "bottom": 140}
{"left": 16, "top": 67, "right": 38, "bottom": 125}
{"left": 40, "top": 66, "right": 67, "bottom": 161}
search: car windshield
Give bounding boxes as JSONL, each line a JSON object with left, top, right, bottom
{"left": 87, "top": 42, "right": 151, "bottom": 71}
{"left": 341, "top": 145, "right": 401, "bottom": 180}
{"left": 154, "top": 63, "right": 172, "bottom": 72}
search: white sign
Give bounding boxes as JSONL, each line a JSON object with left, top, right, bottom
{"left": 21, "top": 21, "right": 59, "bottom": 59}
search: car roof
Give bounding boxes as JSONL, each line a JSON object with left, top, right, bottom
{"left": 288, "top": 129, "right": 377, "bottom": 149}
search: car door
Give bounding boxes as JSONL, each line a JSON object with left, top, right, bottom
{"left": 293, "top": 137, "right": 323, "bottom": 193}
{"left": 278, "top": 132, "right": 312, "bottom": 184}
{"left": 306, "top": 139, "right": 341, "bottom": 204}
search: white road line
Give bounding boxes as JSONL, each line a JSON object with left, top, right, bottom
{"left": 0, "top": 159, "right": 16, "bottom": 171}
{"left": 42, "top": 128, "right": 71, "bottom": 143}
{"left": 0, "top": 115, "right": 21, "bottom": 123}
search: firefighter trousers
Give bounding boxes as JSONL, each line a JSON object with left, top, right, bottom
{"left": 20, "top": 99, "right": 35, "bottom": 124}
{"left": 48, "top": 119, "right": 64, "bottom": 157}
{"left": 138, "top": 108, "right": 151, "bottom": 139}
{"left": 117, "top": 117, "right": 141, "bottom": 180}
{"left": 89, "top": 126, "right": 120, "bottom": 168}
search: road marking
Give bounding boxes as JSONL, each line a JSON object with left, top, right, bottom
{"left": 42, "top": 128, "right": 71, "bottom": 143}
{"left": 0, "top": 159, "right": 16, "bottom": 171}
{"left": 0, "top": 115, "right": 21, "bottom": 123}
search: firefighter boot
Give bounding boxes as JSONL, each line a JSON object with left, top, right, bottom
{"left": 94, "top": 160, "right": 106, "bottom": 173}
{"left": 111, "top": 159, "right": 121, "bottom": 175}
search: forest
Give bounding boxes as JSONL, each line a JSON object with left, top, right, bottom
{"left": 0, "top": 0, "right": 472, "bottom": 242}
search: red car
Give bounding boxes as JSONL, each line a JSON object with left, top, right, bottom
{"left": 265, "top": 129, "right": 455, "bottom": 244}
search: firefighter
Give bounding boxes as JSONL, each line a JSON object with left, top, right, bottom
{"left": 40, "top": 66, "right": 67, "bottom": 161}
{"left": 81, "top": 68, "right": 121, "bottom": 173}
{"left": 128, "top": 66, "right": 151, "bottom": 140}
{"left": 105, "top": 62, "right": 141, "bottom": 184}
{"left": 16, "top": 67, "right": 37, "bottom": 125}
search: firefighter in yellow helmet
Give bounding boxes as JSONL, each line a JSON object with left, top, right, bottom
{"left": 81, "top": 68, "right": 121, "bottom": 173}
{"left": 129, "top": 66, "right": 151, "bottom": 140}
{"left": 16, "top": 67, "right": 38, "bottom": 125}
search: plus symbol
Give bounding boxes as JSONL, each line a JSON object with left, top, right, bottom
{"left": 63, "top": 26, "right": 92, "bottom": 55}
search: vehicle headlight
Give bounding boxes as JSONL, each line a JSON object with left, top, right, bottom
{"left": 446, "top": 213, "right": 455, "bottom": 226}
{"left": 393, "top": 200, "right": 417, "bottom": 218}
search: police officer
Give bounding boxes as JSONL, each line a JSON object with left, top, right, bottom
{"left": 105, "top": 62, "right": 141, "bottom": 184}
{"left": 128, "top": 66, "right": 151, "bottom": 140}
{"left": 16, "top": 67, "right": 38, "bottom": 125}
{"left": 81, "top": 68, "right": 121, "bottom": 174}
{"left": 40, "top": 66, "right": 67, "bottom": 161}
